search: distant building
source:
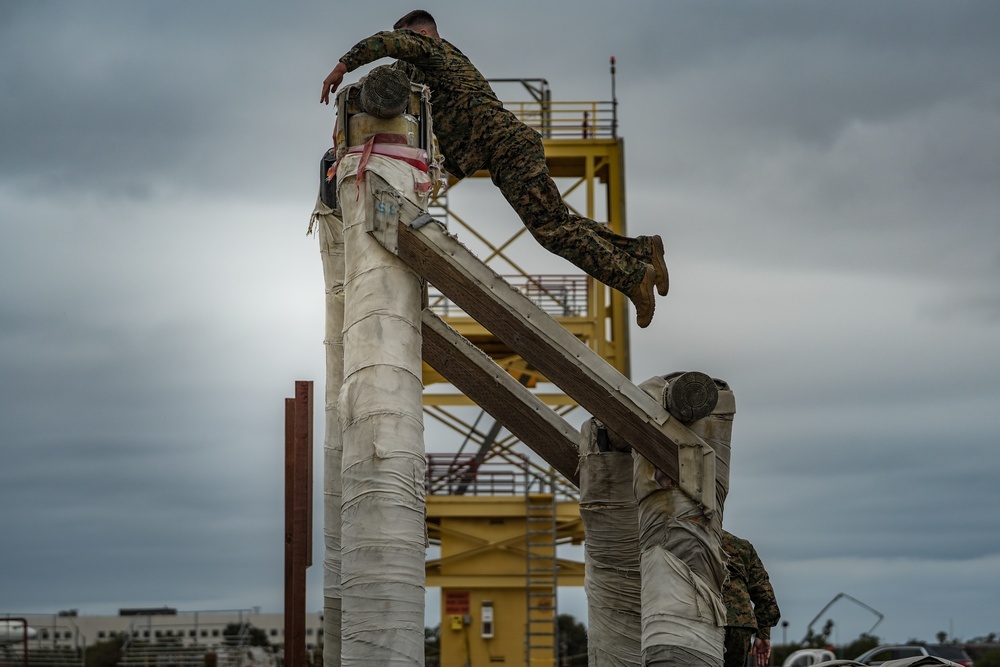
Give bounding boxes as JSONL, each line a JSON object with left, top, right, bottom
{"left": 3, "top": 608, "right": 324, "bottom": 652}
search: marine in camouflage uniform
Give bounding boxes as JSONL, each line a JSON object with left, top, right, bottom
{"left": 723, "top": 530, "right": 781, "bottom": 667}
{"left": 326, "top": 15, "right": 666, "bottom": 323}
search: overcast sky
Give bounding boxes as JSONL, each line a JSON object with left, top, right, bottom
{"left": 2, "top": 0, "right": 999, "bottom": 650}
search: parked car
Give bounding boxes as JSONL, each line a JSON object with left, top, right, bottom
{"left": 783, "top": 648, "right": 838, "bottom": 667}
{"left": 855, "top": 645, "right": 973, "bottom": 667}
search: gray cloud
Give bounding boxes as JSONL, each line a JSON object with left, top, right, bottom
{"left": 2, "top": 0, "right": 999, "bottom": 647}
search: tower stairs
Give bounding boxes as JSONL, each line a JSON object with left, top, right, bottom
{"left": 524, "top": 479, "right": 559, "bottom": 667}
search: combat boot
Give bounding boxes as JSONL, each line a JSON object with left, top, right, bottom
{"left": 650, "top": 235, "right": 669, "bottom": 296}
{"left": 628, "top": 265, "right": 656, "bottom": 328}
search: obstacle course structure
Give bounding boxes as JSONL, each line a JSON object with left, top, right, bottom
{"left": 311, "top": 68, "right": 734, "bottom": 667}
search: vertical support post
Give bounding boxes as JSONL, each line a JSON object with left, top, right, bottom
{"left": 285, "top": 381, "right": 313, "bottom": 667}
{"left": 633, "top": 374, "right": 733, "bottom": 667}
{"left": 6, "top": 618, "right": 30, "bottom": 667}
{"left": 313, "top": 194, "right": 347, "bottom": 667}
{"left": 339, "top": 161, "right": 427, "bottom": 665}
{"left": 299, "top": 381, "right": 314, "bottom": 571}
{"left": 578, "top": 421, "right": 641, "bottom": 665}
{"left": 284, "top": 398, "right": 297, "bottom": 667}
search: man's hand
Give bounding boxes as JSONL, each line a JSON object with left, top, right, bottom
{"left": 321, "top": 62, "right": 349, "bottom": 104}
{"left": 752, "top": 638, "right": 771, "bottom": 666}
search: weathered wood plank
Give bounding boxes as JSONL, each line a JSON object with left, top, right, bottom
{"left": 396, "top": 216, "right": 710, "bottom": 492}
{"left": 421, "top": 310, "right": 581, "bottom": 487}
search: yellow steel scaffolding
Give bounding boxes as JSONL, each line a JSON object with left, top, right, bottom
{"left": 425, "top": 74, "right": 629, "bottom": 667}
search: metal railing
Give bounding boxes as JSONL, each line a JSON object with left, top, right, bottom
{"left": 427, "top": 274, "right": 590, "bottom": 320}
{"left": 426, "top": 453, "right": 520, "bottom": 497}
{"left": 425, "top": 453, "right": 577, "bottom": 501}
{"left": 118, "top": 619, "right": 258, "bottom": 667}
{"left": 506, "top": 99, "right": 617, "bottom": 139}
{"left": 490, "top": 76, "right": 617, "bottom": 139}
{"left": 0, "top": 646, "right": 81, "bottom": 667}
{"left": 2, "top": 616, "right": 84, "bottom": 667}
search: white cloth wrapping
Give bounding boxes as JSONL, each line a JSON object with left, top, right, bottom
{"left": 336, "top": 152, "right": 431, "bottom": 665}
{"left": 634, "top": 481, "right": 726, "bottom": 667}
{"left": 633, "top": 375, "right": 735, "bottom": 667}
{"left": 636, "top": 375, "right": 735, "bottom": 518}
{"left": 579, "top": 418, "right": 642, "bottom": 667}
{"left": 312, "top": 194, "right": 346, "bottom": 667}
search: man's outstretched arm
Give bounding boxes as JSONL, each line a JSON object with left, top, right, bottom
{"left": 320, "top": 30, "right": 438, "bottom": 104}
{"left": 320, "top": 61, "right": 349, "bottom": 104}
{"left": 319, "top": 61, "right": 347, "bottom": 104}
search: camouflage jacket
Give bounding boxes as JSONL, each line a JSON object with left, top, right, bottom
{"left": 339, "top": 30, "right": 535, "bottom": 179}
{"left": 722, "top": 530, "right": 780, "bottom": 637}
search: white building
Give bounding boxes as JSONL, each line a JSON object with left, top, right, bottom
{"left": 4, "top": 608, "right": 324, "bottom": 653}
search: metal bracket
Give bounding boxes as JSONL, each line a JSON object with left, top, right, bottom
{"left": 677, "top": 440, "right": 716, "bottom": 513}
{"left": 410, "top": 212, "right": 435, "bottom": 229}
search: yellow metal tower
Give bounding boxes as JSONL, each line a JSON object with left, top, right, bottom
{"left": 424, "top": 73, "right": 629, "bottom": 667}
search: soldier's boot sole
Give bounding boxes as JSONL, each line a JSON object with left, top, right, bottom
{"left": 629, "top": 265, "right": 656, "bottom": 329}
{"left": 650, "top": 235, "right": 669, "bottom": 296}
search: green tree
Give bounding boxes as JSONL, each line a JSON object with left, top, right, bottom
{"left": 424, "top": 625, "right": 440, "bottom": 667}
{"left": 84, "top": 636, "right": 124, "bottom": 667}
{"left": 975, "top": 647, "right": 1000, "bottom": 667}
{"left": 221, "top": 623, "right": 270, "bottom": 647}
{"left": 802, "top": 620, "right": 835, "bottom": 648}
{"left": 557, "top": 614, "right": 588, "bottom": 666}
{"left": 843, "top": 633, "right": 880, "bottom": 660}
{"left": 937, "top": 632, "right": 949, "bottom": 644}
{"left": 772, "top": 643, "right": 796, "bottom": 666}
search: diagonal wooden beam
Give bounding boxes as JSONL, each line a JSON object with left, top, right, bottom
{"left": 421, "top": 310, "right": 580, "bottom": 487}
{"left": 397, "top": 216, "right": 711, "bottom": 499}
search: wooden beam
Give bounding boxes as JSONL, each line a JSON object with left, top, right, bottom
{"left": 397, "top": 216, "right": 709, "bottom": 491}
{"left": 284, "top": 381, "right": 312, "bottom": 667}
{"left": 422, "top": 310, "right": 580, "bottom": 487}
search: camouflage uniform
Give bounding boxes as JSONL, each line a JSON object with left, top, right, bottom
{"left": 339, "top": 30, "right": 655, "bottom": 294}
{"left": 722, "top": 530, "right": 780, "bottom": 667}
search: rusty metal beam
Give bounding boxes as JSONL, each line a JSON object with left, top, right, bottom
{"left": 285, "top": 381, "right": 312, "bottom": 667}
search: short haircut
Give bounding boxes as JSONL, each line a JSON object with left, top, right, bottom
{"left": 393, "top": 9, "right": 436, "bottom": 31}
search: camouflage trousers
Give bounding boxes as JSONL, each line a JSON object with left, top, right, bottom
{"left": 724, "top": 627, "right": 754, "bottom": 667}
{"left": 488, "top": 129, "right": 653, "bottom": 295}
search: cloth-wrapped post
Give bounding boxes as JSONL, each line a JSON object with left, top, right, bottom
{"left": 644, "top": 372, "right": 734, "bottom": 516}
{"left": 336, "top": 146, "right": 432, "bottom": 664}
{"left": 633, "top": 374, "right": 735, "bottom": 667}
{"left": 579, "top": 418, "right": 642, "bottom": 667}
{"left": 310, "top": 192, "right": 346, "bottom": 667}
